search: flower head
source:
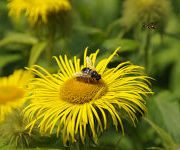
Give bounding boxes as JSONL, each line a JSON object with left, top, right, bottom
{"left": 23, "top": 47, "right": 152, "bottom": 145}
{"left": 7, "top": 0, "right": 72, "bottom": 25}
{"left": 121, "top": 0, "right": 171, "bottom": 30}
{"left": 0, "top": 70, "right": 33, "bottom": 123}
{"left": 0, "top": 109, "right": 37, "bottom": 148}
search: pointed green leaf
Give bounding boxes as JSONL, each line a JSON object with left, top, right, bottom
{"left": 102, "top": 38, "right": 139, "bottom": 52}
{"left": 0, "top": 54, "right": 21, "bottom": 69}
{"left": 75, "top": 25, "right": 104, "bottom": 36}
{"left": 0, "top": 32, "right": 38, "bottom": 47}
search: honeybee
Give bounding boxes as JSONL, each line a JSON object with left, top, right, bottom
{"left": 74, "top": 57, "right": 101, "bottom": 81}
{"left": 143, "top": 22, "right": 157, "bottom": 29}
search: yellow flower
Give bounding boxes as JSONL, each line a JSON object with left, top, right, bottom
{"left": 23, "top": 47, "right": 152, "bottom": 145}
{"left": 7, "top": 0, "right": 72, "bottom": 25}
{"left": 0, "top": 70, "right": 33, "bottom": 123}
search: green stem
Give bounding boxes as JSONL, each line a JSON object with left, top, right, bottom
{"left": 144, "top": 30, "right": 151, "bottom": 70}
{"left": 46, "top": 31, "right": 55, "bottom": 70}
{"left": 165, "top": 32, "right": 180, "bottom": 40}
{"left": 115, "top": 135, "right": 123, "bottom": 150}
{"left": 78, "top": 138, "right": 86, "bottom": 150}
{"left": 65, "top": 147, "right": 70, "bottom": 150}
{"left": 65, "top": 141, "right": 70, "bottom": 150}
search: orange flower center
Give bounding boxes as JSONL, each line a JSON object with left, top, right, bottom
{"left": 60, "top": 78, "right": 107, "bottom": 104}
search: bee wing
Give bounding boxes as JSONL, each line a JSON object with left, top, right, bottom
{"left": 74, "top": 71, "right": 84, "bottom": 76}
{"left": 74, "top": 71, "right": 91, "bottom": 78}
{"left": 86, "top": 56, "right": 94, "bottom": 69}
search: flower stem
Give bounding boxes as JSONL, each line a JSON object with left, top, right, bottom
{"left": 144, "top": 30, "right": 151, "bottom": 71}
{"left": 77, "top": 139, "right": 86, "bottom": 150}
{"left": 65, "top": 141, "right": 70, "bottom": 150}
{"left": 46, "top": 30, "right": 55, "bottom": 70}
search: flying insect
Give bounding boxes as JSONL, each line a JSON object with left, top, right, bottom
{"left": 143, "top": 22, "right": 157, "bottom": 29}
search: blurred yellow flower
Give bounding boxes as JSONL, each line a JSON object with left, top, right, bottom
{"left": 23, "top": 48, "right": 152, "bottom": 145}
{"left": 0, "top": 70, "right": 33, "bottom": 123}
{"left": 7, "top": 0, "right": 72, "bottom": 25}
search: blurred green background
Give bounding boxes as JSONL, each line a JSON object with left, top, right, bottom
{"left": 0, "top": 0, "right": 180, "bottom": 149}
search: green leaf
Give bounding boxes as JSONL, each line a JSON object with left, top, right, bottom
{"left": 0, "top": 54, "right": 22, "bottom": 69}
{"left": 146, "top": 147, "right": 164, "bottom": 150}
{"left": 151, "top": 91, "right": 180, "bottom": 141}
{"left": 170, "top": 61, "right": 180, "bottom": 98}
{"left": 148, "top": 90, "right": 180, "bottom": 145}
{"left": 152, "top": 48, "right": 179, "bottom": 73}
{"left": 75, "top": 25, "right": 104, "bottom": 36}
{"left": 0, "top": 32, "right": 38, "bottom": 47}
{"left": 102, "top": 38, "right": 139, "bottom": 52}
{"left": 151, "top": 36, "right": 180, "bottom": 73}
{"left": 28, "top": 42, "right": 47, "bottom": 66}
{"left": 98, "top": 130, "right": 133, "bottom": 150}
{"left": 144, "top": 118, "right": 177, "bottom": 150}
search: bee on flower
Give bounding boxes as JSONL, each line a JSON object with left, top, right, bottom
{"left": 74, "top": 56, "right": 101, "bottom": 83}
{"left": 23, "top": 47, "right": 152, "bottom": 146}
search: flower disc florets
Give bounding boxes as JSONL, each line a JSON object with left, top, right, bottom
{"left": 0, "top": 70, "right": 33, "bottom": 123}
{"left": 60, "top": 78, "right": 107, "bottom": 104}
